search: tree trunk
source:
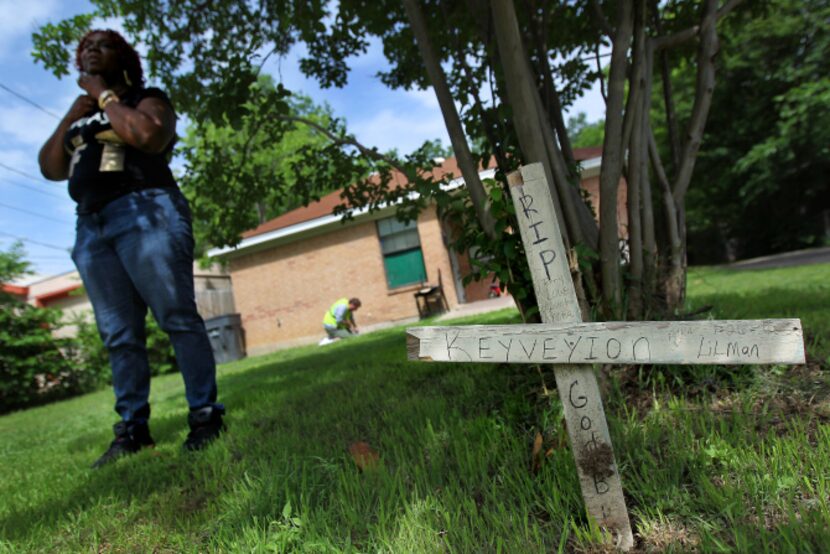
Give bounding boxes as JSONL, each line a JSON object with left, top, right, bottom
{"left": 402, "top": 0, "right": 497, "bottom": 240}
{"left": 665, "top": 0, "right": 720, "bottom": 311}
{"left": 671, "top": 0, "right": 719, "bottom": 204}
{"left": 650, "top": 0, "right": 682, "bottom": 171}
{"left": 648, "top": 127, "right": 683, "bottom": 312}
{"left": 490, "top": 0, "right": 600, "bottom": 253}
{"left": 598, "top": 0, "right": 633, "bottom": 318}
{"left": 533, "top": 88, "right": 600, "bottom": 250}
{"left": 640, "top": 45, "right": 659, "bottom": 316}
{"left": 489, "top": 0, "right": 571, "bottom": 246}
{"left": 490, "top": 0, "right": 600, "bottom": 319}
{"left": 625, "top": 0, "right": 647, "bottom": 319}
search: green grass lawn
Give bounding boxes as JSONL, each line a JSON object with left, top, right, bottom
{"left": 1, "top": 264, "right": 828, "bottom": 553}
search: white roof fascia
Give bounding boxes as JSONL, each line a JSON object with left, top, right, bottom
{"left": 579, "top": 156, "right": 602, "bottom": 179}
{"left": 208, "top": 167, "right": 504, "bottom": 259}
{"left": 209, "top": 203, "right": 373, "bottom": 258}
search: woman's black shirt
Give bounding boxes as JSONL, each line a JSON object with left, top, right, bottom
{"left": 63, "top": 87, "right": 177, "bottom": 214}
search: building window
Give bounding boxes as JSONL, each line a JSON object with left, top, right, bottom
{"left": 377, "top": 217, "right": 427, "bottom": 288}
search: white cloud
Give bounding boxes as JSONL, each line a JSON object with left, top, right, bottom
{"left": 404, "top": 87, "right": 439, "bottom": 110}
{"left": 0, "top": 0, "right": 60, "bottom": 58}
{"left": 565, "top": 78, "right": 607, "bottom": 123}
{"left": 0, "top": 104, "right": 61, "bottom": 146}
{"left": 351, "top": 107, "right": 449, "bottom": 155}
{"left": 348, "top": 36, "right": 388, "bottom": 72}
{"left": 91, "top": 15, "right": 128, "bottom": 36}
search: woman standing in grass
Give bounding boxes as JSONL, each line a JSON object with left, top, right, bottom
{"left": 37, "top": 29, "right": 225, "bottom": 468}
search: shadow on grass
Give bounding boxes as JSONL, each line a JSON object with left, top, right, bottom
{"left": 0, "top": 326, "right": 527, "bottom": 544}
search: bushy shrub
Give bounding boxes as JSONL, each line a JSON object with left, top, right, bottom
{"left": 0, "top": 301, "right": 76, "bottom": 414}
{"left": 0, "top": 243, "right": 82, "bottom": 413}
{"left": 66, "top": 312, "right": 178, "bottom": 386}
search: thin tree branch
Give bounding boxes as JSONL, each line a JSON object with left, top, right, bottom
{"left": 653, "top": 0, "right": 744, "bottom": 51}
{"left": 281, "top": 115, "right": 412, "bottom": 178}
{"left": 528, "top": 0, "right": 576, "bottom": 169}
{"left": 716, "top": 0, "right": 743, "bottom": 21}
{"left": 594, "top": 43, "right": 607, "bottom": 103}
{"left": 649, "top": 0, "right": 681, "bottom": 170}
{"left": 648, "top": 126, "right": 681, "bottom": 256}
{"left": 653, "top": 26, "right": 700, "bottom": 51}
{"left": 672, "top": 0, "right": 720, "bottom": 202}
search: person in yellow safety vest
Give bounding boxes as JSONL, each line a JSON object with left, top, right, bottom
{"left": 323, "top": 297, "right": 361, "bottom": 339}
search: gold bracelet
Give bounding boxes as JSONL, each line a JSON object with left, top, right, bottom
{"left": 98, "top": 90, "right": 120, "bottom": 110}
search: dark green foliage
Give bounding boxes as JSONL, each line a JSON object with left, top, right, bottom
{"left": 29, "top": 14, "right": 95, "bottom": 77}
{"left": 682, "top": 0, "right": 830, "bottom": 263}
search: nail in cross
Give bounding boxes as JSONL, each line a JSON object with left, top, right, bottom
{"left": 407, "top": 163, "right": 804, "bottom": 550}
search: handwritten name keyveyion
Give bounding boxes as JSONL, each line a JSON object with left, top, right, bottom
{"left": 407, "top": 319, "right": 804, "bottom": 365}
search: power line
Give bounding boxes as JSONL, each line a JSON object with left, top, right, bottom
{"left": 0, "top": 201, "right": 73, "bottom": 224}
{"left": 0, "top": 176, "right": 65, "bottom": 200}
{"left": 0, "top": 82, "right": 61, "bottom": 120}
{"left": 0, "top": 231, "right": 71, "bottom": 252}
{"left": 0, "top": 161, "right": 57, "bottom": 185}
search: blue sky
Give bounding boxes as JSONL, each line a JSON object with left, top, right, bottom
{"left": 0, "top": 0, "right": 604, "bottom": 281}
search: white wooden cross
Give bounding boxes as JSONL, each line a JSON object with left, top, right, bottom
{"left": 407, "top": 163, "right": 805, "bottom": 550}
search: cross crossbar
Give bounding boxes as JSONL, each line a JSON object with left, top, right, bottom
{"left": 407, "top": 319, "right": 805, "bottom": 365}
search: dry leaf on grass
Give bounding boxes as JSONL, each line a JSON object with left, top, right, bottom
{"left": 348, "top": 441, "right": 380, "bottom": 471}
{"left": 531, "top": 432, "right": 558, "bottom": 473}
{"left": 531, "top": 432, "right": 543, "bottom": 473}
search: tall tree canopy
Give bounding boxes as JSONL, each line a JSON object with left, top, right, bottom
{"left": 34, "top": 0, "right": 746, "bottom": 321}
{"left": 567, "top": 113, "right": 605, "bottom": 150}
{"left": 178, "top": 77, "right": 341, "bottom": 251}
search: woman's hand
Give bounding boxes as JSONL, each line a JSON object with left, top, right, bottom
{"left": 40, "top": 95, "right": 94, "bottom": 180}
{"left": 77, "top": 73, "right": 108, "bottom": 100}
{"left": 65, "top": 95, "right": 96, "bottom": 123}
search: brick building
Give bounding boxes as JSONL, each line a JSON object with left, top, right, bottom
{"left": 209, "top": 149, "right": 625, "bottom": 356}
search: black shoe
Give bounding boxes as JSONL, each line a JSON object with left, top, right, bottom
{"left": 183, "top": 405, "right": 226, "bottom": 451}
{"left": 91, "top": 421, "right": 155, "bottom": 469}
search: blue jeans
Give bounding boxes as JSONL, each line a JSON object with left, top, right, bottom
{"left": 73, "top": 188, "right": 218, "bottom": 422}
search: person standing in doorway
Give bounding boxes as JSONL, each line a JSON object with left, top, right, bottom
{"left": 38, "top": 29, "right": 225, "bottom": 468}
{"left": 323, "top": 297, "right": 361, "bottom": 340}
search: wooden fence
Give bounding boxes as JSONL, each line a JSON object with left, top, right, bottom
{"left": 195, "top": 289, "right": 236, "bottom": 320}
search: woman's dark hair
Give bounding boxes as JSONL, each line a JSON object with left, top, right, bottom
{"left": 75, "top": 29, "right": 144, "bottom": 89}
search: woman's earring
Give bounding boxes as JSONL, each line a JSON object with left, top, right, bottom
{"left": 123, "top": 70, "right": 132, "bottom": 87}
